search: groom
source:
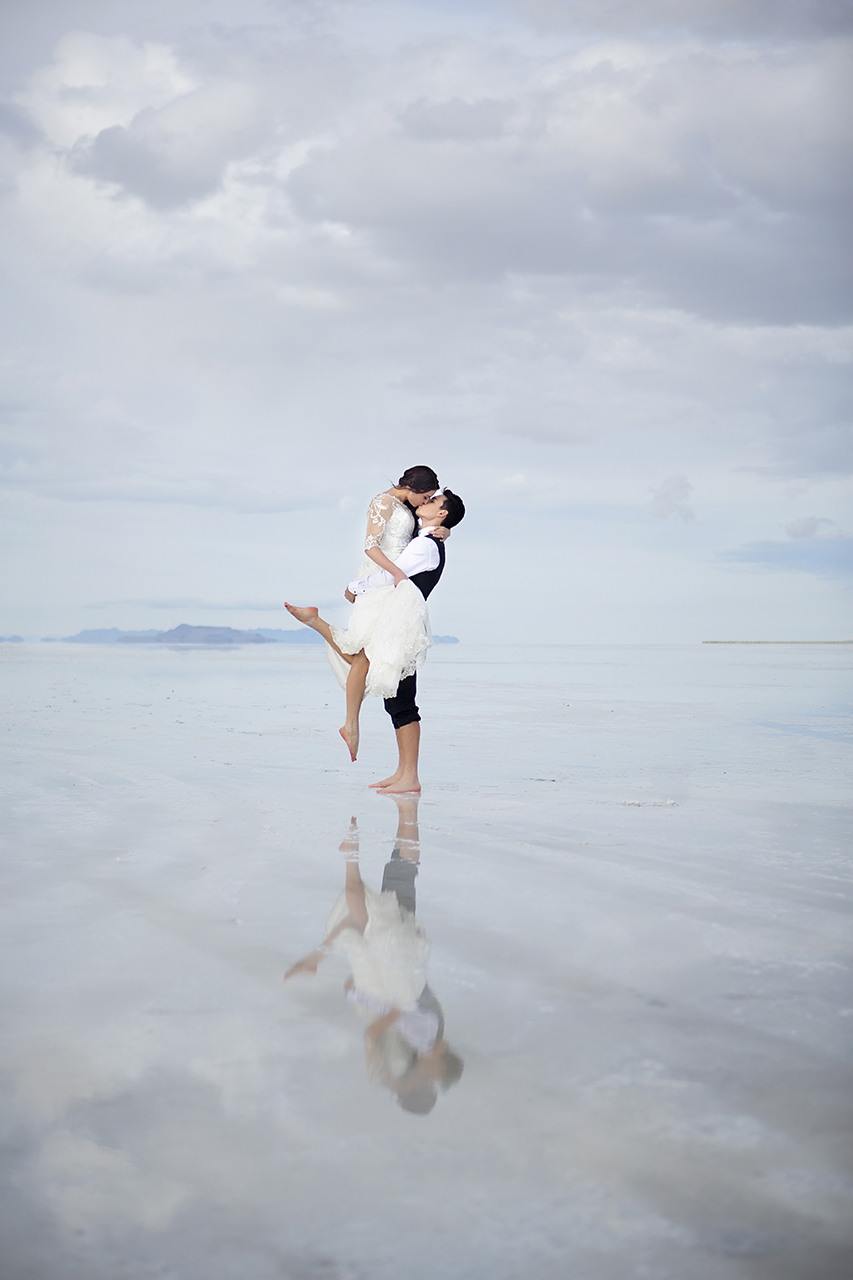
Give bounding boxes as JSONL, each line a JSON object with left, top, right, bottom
{"left": 346, "top": 489, "right": 465, "bottom": 793}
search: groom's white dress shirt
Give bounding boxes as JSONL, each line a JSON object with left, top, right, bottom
{"left": 348, "top": 527, "right": 440, "bottom": 594}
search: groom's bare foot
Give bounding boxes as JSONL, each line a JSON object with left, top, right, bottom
{"left": 284, "top": 603, "right": 319, "bottom": 626}
{"left": 340, "top": 725, "right": 359, "bottom": 762}
{"left": 378, "top": 775, "right": 420, "bottom": 794}
{"left": 369, "top": 772, "right": 401, "bottom": 789}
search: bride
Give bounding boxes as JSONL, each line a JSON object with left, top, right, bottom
{"left": 285, "top": 465, "right": 444, "bottom": 760}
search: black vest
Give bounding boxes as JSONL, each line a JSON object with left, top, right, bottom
{"left": 409, "top": 538, "right": 445, "bottom": 600}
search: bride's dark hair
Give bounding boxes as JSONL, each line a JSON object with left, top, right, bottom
{"left": 397, "top": 465, "right": 439, "bottom": 493}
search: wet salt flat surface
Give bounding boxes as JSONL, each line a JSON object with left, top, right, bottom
{"left": 1, "top": 641, "right": 851, "bottom": 1280}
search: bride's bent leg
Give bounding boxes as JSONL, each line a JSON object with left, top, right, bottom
{"left": 340, "top": 652, "right": 369, "bottom": 762}
{"left": 342, "top": 858, "right": 368, "bottom": 933}
{"left": 284, "top": 603, "right": 353, "bottom": 664}
{"left": 323, "top": 858, "right": 368, "bottom": 942}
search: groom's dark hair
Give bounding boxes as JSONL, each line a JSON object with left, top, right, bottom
{"left": 438, "top": 489, "right": 465, "bottom": 529}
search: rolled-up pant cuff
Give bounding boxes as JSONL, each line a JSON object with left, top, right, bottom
{"left": 383, "top": 673, "right": 420, "bottom": 730}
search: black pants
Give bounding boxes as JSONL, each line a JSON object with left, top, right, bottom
{"left": 381, "top": 852, "right": 418, "bottom": 914}
{"left": 383, "top": 673, "right": 420, "bottom": 730}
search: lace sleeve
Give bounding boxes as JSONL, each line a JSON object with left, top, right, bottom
{"left": 364, "top": 493, "right": 391, "bottom": 551}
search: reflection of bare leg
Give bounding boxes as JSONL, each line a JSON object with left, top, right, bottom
{"left": 390, "top": 793, "right": 420, "bottom": 860}
{"left": 322, "top": 865, "right": 368, "bottom": 944}
{"left": 284, "top": 603, "right": 352, "bottom": 664}
{"left": 343, "top": 858, "right": 368, "bottom": 932}
{"left": 286, "top": 820, "right": 366, "bottom": 977}
{"left": 341, "top": 652, "right": 368, "bottom": 761}
{"left": 339, "top": 815, "right": 359, "bottom": 856}
{"left": 378, "top": 721, "right": 420, "bottom": 793}
{"left": 307, "top": 839, "right": 366, "bottom": 953}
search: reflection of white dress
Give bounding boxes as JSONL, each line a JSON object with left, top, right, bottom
{"left": 326, "top": 886, "right": 432, "bottom": 1089}
{"left": 326, "top": 492, "right": 432, "bottom": 699}
{"left": 325, "top": 887, "right": 429, "bottom": 1010}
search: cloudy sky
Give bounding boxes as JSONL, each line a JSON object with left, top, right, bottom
{"left": 1, "top": 0, "right": 851, "bottom": 643}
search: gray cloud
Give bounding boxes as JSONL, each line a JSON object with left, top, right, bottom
{"left": 70, "top": 82, "right": 268, "bottom": 209}
{"left": 511, "top": 0, "right": 853, "bottom": 39}
{"left": 649, "top": 475, "right": 695, "bottom": 522}
{"left": 0, "top": 101, "right": 42, "bottom": 147}
{"left": 722, "top": 536, "right": 853, "bottom": 576}
{"left": 398, "top": 97, "right": 515, "bottom": 141}
{"left": 72, "top": 121, "right": 220, "bottom": 209}
{"left": 84, "top": 598, "right": 290, "bottom": 611}
{"left": 785, "top": 516, "right": 835, "bottom": 538}
{"left": 285, "top": 40, "right": 853, "bottom": 324}
{"left": 0, "top": 466, "right": 330, "bottom": 513}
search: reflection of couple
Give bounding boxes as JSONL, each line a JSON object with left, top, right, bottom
{"left": 286, "top": 465, "right": 465, "bottom": 791}
{"left": 285, "top": 798, "right": 463, "bottom": 1116}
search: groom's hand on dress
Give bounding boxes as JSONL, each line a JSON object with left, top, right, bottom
{"left": 344, "top": 588, "right": 356, "bottom": 603}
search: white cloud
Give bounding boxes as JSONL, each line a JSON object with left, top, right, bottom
{"left": 16, "top": 31, "right": 196, "bottom": 147}
{"left": 39, "top": 1129, "right": 188, "bottom": 1231}
{"left": 649, "top": 475, "right": 696, "bottom": 522}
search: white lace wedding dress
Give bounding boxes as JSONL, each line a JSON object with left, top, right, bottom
{"left": 325, "top": 492, "right": 433, "bottom": 699}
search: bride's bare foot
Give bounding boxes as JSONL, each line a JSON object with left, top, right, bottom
{"left": 377, "top": 775, "right": 421, "bottom": 794}
{"left": 339, "top": 816, "right": 359, "bottom": 854}
{"left": 369, "top": 772, "right": 401, "bottom": 789}
{"left": 284, "top": 603, "right": 319, "bottom": 625}
{"left": 339, "top": 724, "right": 359, "bottom": 762}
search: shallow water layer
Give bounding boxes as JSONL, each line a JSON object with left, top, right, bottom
{"left": 1, "top": 642, "right": 851, "bottom": 1280}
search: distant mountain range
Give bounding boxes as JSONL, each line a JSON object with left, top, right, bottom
{"left": 42, "top": 627, "right": 163, "bottom": 643}
{"left": 36, "top": 625, "right": 459, "bottom": 645}
{"left": 118, "top": 625, "right": 277, "bottom": 645}
{"left": 43, "top": 625, "right": 322, "bottom": 645}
